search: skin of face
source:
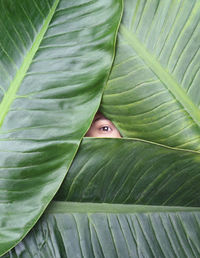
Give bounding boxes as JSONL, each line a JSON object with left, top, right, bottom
{"left": 85, "top": 112, "right": 121, "bottom": 138}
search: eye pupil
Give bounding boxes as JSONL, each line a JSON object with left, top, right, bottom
{"left": 102, "top": 126, "right": 110, "bottom": 131}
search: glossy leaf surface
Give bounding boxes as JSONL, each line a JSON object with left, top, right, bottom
{"left": 0, "top": 0, "right": 122, "bottom": 255}
{"left": 101, "top": 0, "right": 200, "bottom": 151}
{"left": 4, "top": 202, "right": 200, "bottom": 258}
{"left": 56, "top": 138, "right": 200, "bottom": 207}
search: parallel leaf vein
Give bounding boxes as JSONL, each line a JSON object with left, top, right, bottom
{"left": 120, "top": 25, "right": 200, "bottom": 128}
{"left": 0, "top": 0, "right": 60, "bottom": 127}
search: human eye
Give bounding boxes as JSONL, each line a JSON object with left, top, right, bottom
{"left": 99, "top": 125, "right": 112, "bottom": 132}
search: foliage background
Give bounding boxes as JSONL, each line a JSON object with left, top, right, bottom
{"left": 1, "top": 0, "right": 200, "bottom": 257}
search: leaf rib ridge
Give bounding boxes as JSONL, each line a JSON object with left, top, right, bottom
{"left": 0, "top": 0, "right": 60, "bottom": 127}
{"left": 120, "top": 24, "right": 200, "bottom": 128}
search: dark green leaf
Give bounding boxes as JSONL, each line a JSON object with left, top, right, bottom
{"left": 0, "top": 0, "right": 122, "bottom": 255}
{"left": 56, "top": 138, "right": 200, "bottom": 207}
{"left": 101, "top": 0, "right": 200, "bottom": 151}
{"left": 4, "top": 201, "right": 200, "bottom": 258}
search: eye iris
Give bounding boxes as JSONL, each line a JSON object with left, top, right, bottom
{"left": 102, "top": 126, "right": 110, "bottom": 131}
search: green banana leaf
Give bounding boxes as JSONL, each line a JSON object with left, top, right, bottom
{"left": 0, "top": 0, "right": 122, "bottom": 255}
{"left": 56, "top": 138, "right": 200, "bottom": 207}
{"left": 4, "top": 202, "right": 200, "bottom": 258}
{"left": 101, "top": 0, "right": 200, "bottom": 151}
{"left": 1, "top": 0, "right": 200, "bottom": 257}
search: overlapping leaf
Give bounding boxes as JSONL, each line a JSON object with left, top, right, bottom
{"left": 56, "top": 138, "right": 200, "bottom": 207}
{"left": 101, "top": 0, "right": 200, "bottom": 151}
{"left": 2, "top": 0, "right": 200, "bottom": 256}
{"left": 4, "top": 202, "right": 200, "bottom": 258}
{"left": 0, "top": 0, "right": 122, "bottom": 255}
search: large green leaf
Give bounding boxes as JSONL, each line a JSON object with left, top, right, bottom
{"left": 4, "top": 201, "right": 200, "bottom": 257}
{"left": 0, "top": 0, "right": 122, "bottom": 255}
{"left": 56, "top": 138, "right": 200, "bottom": 207}
{"left": 2, "top": 0, "right": 200, "bottom": 256}
{"left": 101, "top": 0, "right": 200, "bottom": 151}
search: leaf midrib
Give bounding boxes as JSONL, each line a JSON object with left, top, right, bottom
{"left": 120, "top": 24, "right": 200, "bottom": 129}
{"left": 47, "top": 201, "right": 200, "bottom": 214}
{"left": 0, "top": 0, "right": 60, "bottom": 127}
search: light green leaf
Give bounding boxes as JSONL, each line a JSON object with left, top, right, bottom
{"left": 4, "top": 201, "right": 200, "bottom": 257}
{"left": 56, "top": 138, "right": 200, "bottom": 207}
{"left": 0, "top": 0, "right": 122, "bottom": 255}
{"left": 101, "top": 0, "right": 200, "bottom": 151}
